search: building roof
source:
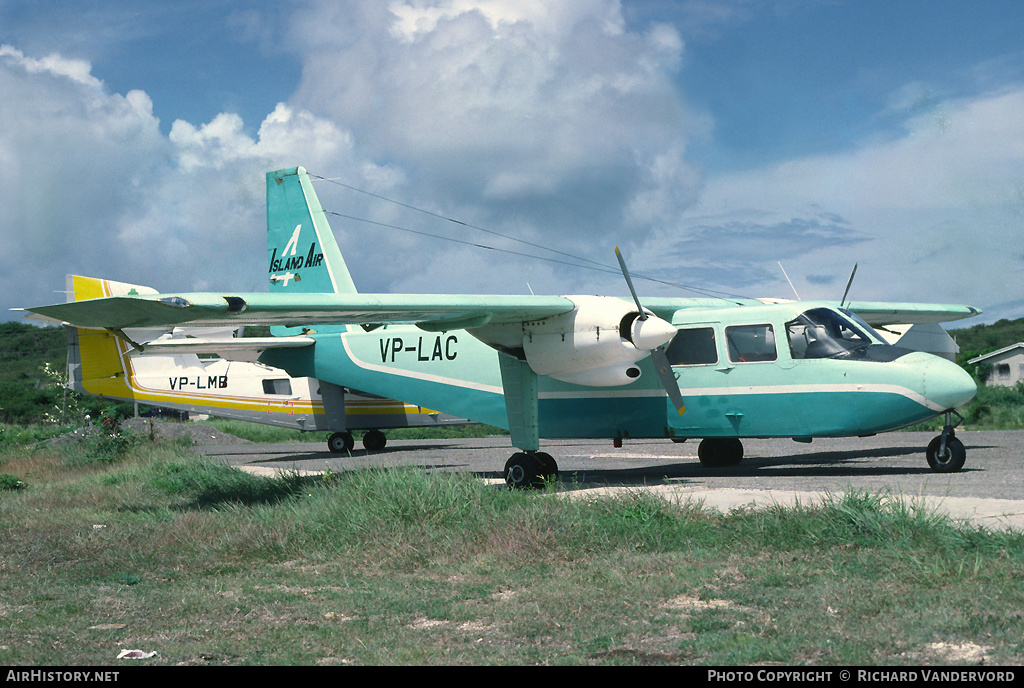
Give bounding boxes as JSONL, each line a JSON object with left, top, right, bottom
{"left": 968, "top": 342, "right": 1024, "bottom": 364}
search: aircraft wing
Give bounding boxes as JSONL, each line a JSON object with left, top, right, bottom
{"left": 21, "top": 292, "right": 577, "bottom": 331}
{"left": 845, "top": 302, "right": 981, "bottom": 326}
{"left": 22, "top": 290, "right": 982, "bottom": 335}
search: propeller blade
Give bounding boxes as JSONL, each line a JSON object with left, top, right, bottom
{"left": 615, "top": 247, "right": 685, "bottom": 413}
{"left": 615, "top": 246, "right": 646, "bottom": 320}
{"left": 840, "top": 263, "right": 858, "bottom": 310}
{"left": 652, "top": 347, "right": 686, "bottom": 414}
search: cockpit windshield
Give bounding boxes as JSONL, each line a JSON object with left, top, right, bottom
{"left": 785, "top": 308, "right": 881, "bottom": 360}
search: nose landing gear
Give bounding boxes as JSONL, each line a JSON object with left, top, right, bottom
{"left": 926, "top": 411, "right": 966, "bottom": 473}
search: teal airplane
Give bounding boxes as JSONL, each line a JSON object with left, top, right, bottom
{"left": 24, "top": 167, "right": 981, "bottom": 487}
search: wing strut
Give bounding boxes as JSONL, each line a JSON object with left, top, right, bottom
{"left": 497, "top": 353, "right": 540, "bottom": 452}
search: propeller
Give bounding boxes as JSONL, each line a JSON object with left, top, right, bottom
{"left": 614, "top": 247, "right": 686, "bottom": 415}
{"left": 840, "top": 263, "right": 858, "bottom": 310}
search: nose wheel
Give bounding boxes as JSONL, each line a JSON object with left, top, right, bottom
{"left": 504, "top": 451, "right": 558, "bottom": 489}
{"left": 926, "top": 411, "right": 966, "bottom": 473}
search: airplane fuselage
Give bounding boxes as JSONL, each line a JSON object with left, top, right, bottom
{"left": 261, "top": 300, "right": 975, "bottom": 444}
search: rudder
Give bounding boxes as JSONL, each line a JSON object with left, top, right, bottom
{"left": 65, "top": 275, "right": 156, "bottom": 400}
{"left": 266, "top": 166, "right": 357, "bottom": 295}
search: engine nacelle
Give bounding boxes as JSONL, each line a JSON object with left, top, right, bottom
{"left": 556, "top": 364, "right": 643, "bottom": 387}
{"left": 521, "top": 295, "right": 676, "bottom": 386}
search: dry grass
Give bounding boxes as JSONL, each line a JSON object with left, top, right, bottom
{"left": 2, "top": 439, "right": 1024, "bottom": 665}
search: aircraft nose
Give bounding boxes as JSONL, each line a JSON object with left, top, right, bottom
{"left": 921, "top": 355, "right": 977, "bottom": 411}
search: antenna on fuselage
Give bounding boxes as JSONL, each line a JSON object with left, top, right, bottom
{"left": 778, "top": 262, "right": 801, "bottom": 301}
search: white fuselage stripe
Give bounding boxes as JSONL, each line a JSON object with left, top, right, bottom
{"left": 541, "top": 383, "right": 942, "bottom": 411}
{"left": 339, "top": 336, "right": 940, "bottom": 412}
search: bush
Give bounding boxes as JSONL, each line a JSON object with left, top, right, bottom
{"left": 64, "top": 411, "right": 143, "bottom": 467}
{"left": 0, "top": 473, "right": 27, "bottom": 490}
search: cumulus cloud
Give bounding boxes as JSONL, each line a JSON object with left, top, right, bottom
{"left": 169, "top": 103, "right": 352, "bottom": 173}
{"left": 287, "top": 0, "right": 700, "bottom": 252}
{"left": 5, "top": 3, "right": 1023, "bottom": 325}
{"left": 0, "top": 44, "right": 166, "bottom": 302}
{"left": 5, "top": 0, "right": 714, "bottom": 316}
{"left": 0, "top": 44, "right": 103, "bottom": 89}
{"left": 0, "top": 42, "right": 383, "bottom": 314}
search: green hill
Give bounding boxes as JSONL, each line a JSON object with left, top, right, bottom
{"left": 950, "top": 316, "right": 1024, "bottom": 365}
{"left": 0, "top": 322, "right": 69, "bottom": 424}
{"left": 0, "top": 322, "right": 66, "bottom": 381}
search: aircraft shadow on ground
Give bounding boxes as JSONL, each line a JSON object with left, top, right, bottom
{"left": 525, "top": 445, "right": 978, "bottom": 490}
{"left": 205, "top": 442, "right": 469, "bottom": 466}
{"left": 206, "top": 440, "right": 989, "bottom": 488}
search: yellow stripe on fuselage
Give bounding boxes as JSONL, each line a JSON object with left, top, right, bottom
{"left": 71, "top": 277, "right": 444, "bottom": 417}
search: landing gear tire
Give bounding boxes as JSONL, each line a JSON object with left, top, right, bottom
{"left": 698, "top": 438, "right": 744, "bottom": 467}
{"left": 535, "top": 452, "right": 558, "bottom": 482}
{"left": 362, "top": 429, "right": 387, "bottom": 451}
{"left": 927, "top": 434, "right": 966, "bottom": 473}
{"left": 505, "top": 453, "right": 540, "bottom": 490}
{"left": 504, "top": 451, "right": 558, "bottom": 490}
{"left": 328, "top": 431, "right": 354, "bottom": 453}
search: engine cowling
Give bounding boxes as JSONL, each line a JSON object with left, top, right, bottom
{"left": 521, "top": 295, "right": 676, "bottom": 386}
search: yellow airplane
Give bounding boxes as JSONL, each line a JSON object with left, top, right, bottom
{"left": 62, "top": 274, "right": 472, "bottom": 452}
{"left": 25, "top": 167, "right": 981, "bottom": 488}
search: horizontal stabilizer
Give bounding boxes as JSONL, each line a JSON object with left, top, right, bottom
{"left": 137, "top": 335, "right": 314, "bottom": 363}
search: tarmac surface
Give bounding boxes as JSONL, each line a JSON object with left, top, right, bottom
{"left": 197, "top": 430, "right": 1024, "bottom": 530}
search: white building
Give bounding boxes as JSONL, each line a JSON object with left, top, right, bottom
{"left": 968, "top": 344, "right": 1024, "bottom": 387}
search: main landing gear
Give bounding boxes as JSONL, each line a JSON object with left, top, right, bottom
{"left": 327, "top": 429, "right": 388, "bottom": 453}
{"left": 697, "top": 438, "right": 744, "bottom": 468}
{"left": 926, "top": 411, "right": 966, "bottom": 473}
{"left": 327, "top": 431, "right": 353, "bottom": 453}
{"left": 504, "top": 451, "right": 558, "bottom": 489}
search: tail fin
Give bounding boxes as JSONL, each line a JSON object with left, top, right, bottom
{"left": 267, "top": 166, "right": 357, "bottom": 295}
{"left": 65, "top": 275, "right": 157, "bottom": 400}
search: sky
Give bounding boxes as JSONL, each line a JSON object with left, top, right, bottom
{"left": 3, "top": 0, "right": 1024, "bottom": 326}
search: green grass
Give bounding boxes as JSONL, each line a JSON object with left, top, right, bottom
{"left": 0, "top": 422, "right": 78, "bottom": 446}
{"left": 1, "top": 437, "right": 1023, "bottom": 665}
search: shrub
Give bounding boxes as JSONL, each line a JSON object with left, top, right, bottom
{"left": 0, "top": 473, "right": 27, "bottom": 490}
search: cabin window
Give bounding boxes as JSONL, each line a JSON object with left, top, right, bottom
{"left": 665, "top": 327, "right": 718, "bottom": 366}
{"left": 997, "top": 363, "right": 1011, "bottom": 379}
{"left": 262, "top": 379, "right": 293, "bottom": 395}
{"left": 726, "top": 324, "right": 777, "bottom": 363}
